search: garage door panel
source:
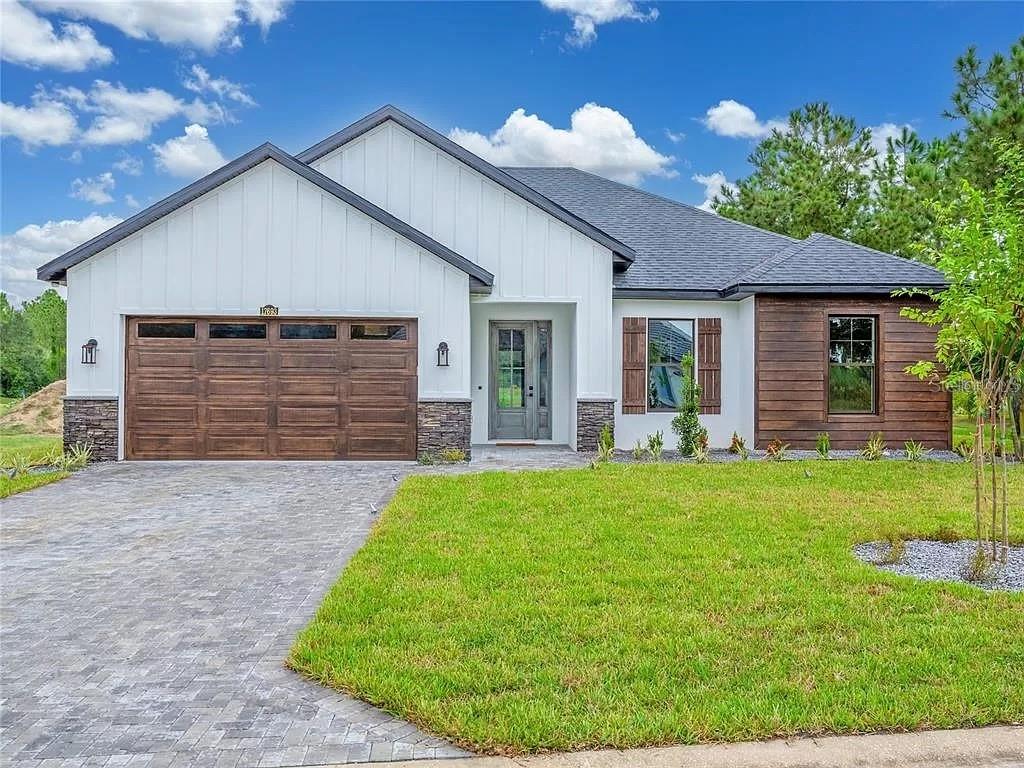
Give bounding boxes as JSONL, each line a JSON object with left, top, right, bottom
{"left": 276, "top": 433, "right": 340, "bottom": 457}
{"left": 130, "top": 433, "right": 201, "bottom": 458}
{"left": 207, "top": 377, "right": 271, "bottom": 397}
{"left": 126, "top": 316, "right": 417, "bottom": 460}
{"left": 206, "top": 434, "right": 270, "bottom": 457}
{"left": 131, "top": 404, "right": 199, "bottom": 426}
{"left": 276, "top": 405, "right": 340, "bottom": 427}
{"left": 207, "top": 405, "right": 270, "bottom": 425}
{"left": 207, "top": 351, "right": 270, "bottom": 370}
{"left": 278, "top": 351, "right": 339, "bottom": 370}
{"left": 130, "top": 377, "right": 199, "bottom": 396}
{"left": 131, "top": 349, "right": 200, "bottom": 370}
{"left": 277, "top": 377, "right": 340, "bottom": 398}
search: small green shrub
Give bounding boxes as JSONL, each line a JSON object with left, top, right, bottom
{"left": 815, "top": 432, "right": 831, "bottom": 460}
{"left": 931, "top": 525, "right": 962, "bottom": 543}
{"left": 765, "top": 438, "right": 789, "bottom": 461}
{"left": 646, "top": 431, "right": 664, "bottom": 462}
{"left": 904, "top": 440, "right": 931, "bottom": 462}
{"left": 861, "top": 432, "right": 886, "bottom": 460}
{"left": 878, "top": 530, "right": 905, "bottom": 564}
{"left": 439, "top": 448, "right": 467, "bottom": 463}
{"left": 693, "top": 441, "right": 711, "bottom": 463}
{"left": 632, "top": 439, "right": 646, "bottom": 461}
{"left": 594, "top": 423, "right": 615, "bottom": 464}
{"left": 964, "top": 546, "right": 992, "bottom": 582}
{"left": 737, "top": 443, "right": 750, "bottom": 461}
{"left": 728, "top": 432, "right": 746, "bottom": 454}
{"left": 4, "top": 454, "right": 32, "bottom": 477}
{"left": 954, "top": 439, "right": 976, "bottom": 462}
{"left": 671, "top": 354, "right": 702, "bottom": 456}
{"left": 417, "top": 452, "right": 438, "bottom": 465}
{"left": 64, "top": 443, "right": 92, "bottom": 470}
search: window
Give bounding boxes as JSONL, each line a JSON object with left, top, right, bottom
{"left": 496, "top": 328, "right": 525, "bottom": 408}
{"left": 350, "top": 324, "right": 407, "bottom": 341}
{"left": 828, "top": 316, "right": 876, "bottom": 414}
{"left": 137, "top": 322, "right": 195, "bottom": 339}
{"left": 280, "top": 323, "right": 336, "bottom": 340}
{"left": 647, "top": 319, "right": 694, "bottom": 410}
{"left": 209, "top": 323, "right": 267, "bottom": 339}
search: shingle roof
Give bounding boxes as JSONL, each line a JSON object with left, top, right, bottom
{"left": 503, "top": 167, "right": 947, "bottom": 296}
{"left": 38, "top": 143, "right": 494, "bottom": 287}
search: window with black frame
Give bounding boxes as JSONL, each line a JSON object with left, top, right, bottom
{"left": 647, "top": 319, "right": 694, "bottom": 411}
{"left": 828, "top": 316, "right": 876, "bottom": 414}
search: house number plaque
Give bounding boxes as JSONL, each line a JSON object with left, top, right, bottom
{"left": 259, "top": 304, "right": 279, "bottom": 316}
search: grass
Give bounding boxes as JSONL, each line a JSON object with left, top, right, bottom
{"left": 290, "top": 461, "right": 1024, "bottom": 754}
{"left": 0, "top": 396, "right": 20, "bottom": 418}
{"left": 0, "top": 432, "right": 62, "bottom": 465}
{"left": 952, "top": 415, "right": 1017, "bottom": 454}
{"left": 0, "top": 470, "right": 68, "bottom": 498}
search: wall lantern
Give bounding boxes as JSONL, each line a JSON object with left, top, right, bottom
{"left": 436, "top": 341, "right": 450, "bottom": 367}
{"left": 81, "top": 338, "right": 98, "bottom": 365}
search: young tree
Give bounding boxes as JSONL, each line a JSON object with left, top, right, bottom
{"left": 900, "top": 141, "right": 1024, "bottom": 566}
{"left": 713, "top": 102, "right": 875, "bottom": 240}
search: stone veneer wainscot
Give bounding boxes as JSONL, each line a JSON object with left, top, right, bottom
{"left": 576, "top": 399, "right": 615, "bottom": 452}
{"left": 417, "top": 400, "right": 472, "bottom": 460}
{"left": 63, "top": 397, "right": 119, "bottom": 461}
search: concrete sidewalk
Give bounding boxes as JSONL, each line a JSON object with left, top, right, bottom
{"left": 382, "top": 726, "right": 1024, "bottom": 768}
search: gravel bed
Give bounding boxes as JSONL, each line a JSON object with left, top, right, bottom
{"left": 613, "top": 448, "right": 965, "bottom": 463}
{"left": 853, "top": 539, "right": 1024, "bottom": 592}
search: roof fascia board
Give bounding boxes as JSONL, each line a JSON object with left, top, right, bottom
{"left": 296, "top": 105, "right": 638, "bottom": 265}
{"left": 38, "top": 143, "right": 493, "bottom": 286}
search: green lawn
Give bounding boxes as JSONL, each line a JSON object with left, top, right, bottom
{"left": 0, "top": 470, "right": 68, "bottom": 498}
{"left": 0, "top": 433, "right": 62, "bottom": 465}
{"left": 290, "top": 461, "right": 1024, "bottom": 754}
{"left": 952, "top": 416, "right": 1017, "bottom": 454}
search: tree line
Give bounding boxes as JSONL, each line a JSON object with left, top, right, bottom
{"left": 712, "top": 36, "right": 1024, "bottom": 259}
{"left": 1, "top": 289, "right": 67, "bottom": 398}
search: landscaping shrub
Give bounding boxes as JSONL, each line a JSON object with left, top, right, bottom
{"left": 816, "top": 431, "right": 831, "bottom": 459}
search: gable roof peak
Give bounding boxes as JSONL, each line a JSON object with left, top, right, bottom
{"left": 297, "top": 106, "right": 637, "bottom": 264}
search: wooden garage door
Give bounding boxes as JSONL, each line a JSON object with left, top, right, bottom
{"left": 125, "top": 317, "right": 417, "bottom": 460}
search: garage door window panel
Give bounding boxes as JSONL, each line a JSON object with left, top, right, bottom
{"left": 280, "top": 323, "right": 337, "bottom": 340}
{"left": 137, "top": 322, "right": 196, "bottom": 339}
{"left": 210, "top": 323, "right": 267, "bottom": 339}
{"left": 351, "top": 323, "right": 407, "bottom": 341}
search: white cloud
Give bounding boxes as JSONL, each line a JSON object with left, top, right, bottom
{"left": 449, "top": 103, "right": 675, "bottom": 185}
{"left": 541, "top": 0, "right": 658, "bottom": 47}
{"left": 183, "top": 65, "right": 256, "bottom": 106}
{"left": 1, "top": 213, "right": 121, "bottom": 303}
{"left": 113, "top": 153, "right": 143, "bottom": 175}
{"left": 124, "top": 194, "right": 140, "bottom": 208}
{"left": 868, "top": 122, "right": 912, "bottom": 163}
{"left": 34, "top": 0, "right": 290, "bottom": 51}
{"left": 151, "top": 124, "right": 226, "bottom": 178}
{"left": 61, "top": 80, "right": 227, "bottom": 145}
{"left": 70, "top": 171, "right": 115, "bottom": 204}
{"left": 702, "top": 99, "right": 787, "bottom": 139}
{"left": 0, "top": 91, "right": 78, "bottom": 149}
{"left": 692, "top": 171, "right": 736, "bottom": 212}
{"left": 0, "top": 1, "right": 113, "bottom": 71}
{"left": 664, "top": 128, "right": 685, "bottom": 144}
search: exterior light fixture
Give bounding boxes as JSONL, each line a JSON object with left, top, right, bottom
{"left": 81, "top": 338, "right": 98, "bottom": 365}
{"left": 436, "top": 341, "right": 450, "bottom": 367}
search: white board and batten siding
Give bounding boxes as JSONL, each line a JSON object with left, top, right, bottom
{"left": 66, "top": 159, "right": 471, "bottom": 400}
{"left": 309, "top": 119, "right": 616, "bottom": 399}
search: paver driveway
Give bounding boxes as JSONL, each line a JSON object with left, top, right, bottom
{"left": 1, "top": 461, "right": 470, "bottom": 767}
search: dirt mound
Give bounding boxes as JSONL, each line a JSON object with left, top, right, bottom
{"left": 0, "top": 380, "right": 64, "bottom": 435}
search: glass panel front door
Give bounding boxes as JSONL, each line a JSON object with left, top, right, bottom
{"left": 489, "top": 321, "right": 551, "bottom": 440}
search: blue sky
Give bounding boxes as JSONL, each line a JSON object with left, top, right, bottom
{"left": 2, "top": 1, "right": 1021, "bottom": 303}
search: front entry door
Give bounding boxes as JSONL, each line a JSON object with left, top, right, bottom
{"left": 489, "top": 321, "right": 551, "bottom": 440}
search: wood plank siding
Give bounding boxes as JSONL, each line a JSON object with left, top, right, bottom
{"left": 754, "top": 296, "right": 951, "bottom": 450}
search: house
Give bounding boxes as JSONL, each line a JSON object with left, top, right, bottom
{"left": 38, "top": 105, "right": 951, "bottom": 462}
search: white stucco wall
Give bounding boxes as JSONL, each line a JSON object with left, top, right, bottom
{"left": 469, "top": 300, "right": 575, "bottom": 445}
{"left": 65, "top": 158, "right": 471, "bottom": 401}
{"left": 310, "top": 119, "right": 615, "bottom": 399}
{"left": 612, "top": 297, "right": 755, "bottom": 449}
